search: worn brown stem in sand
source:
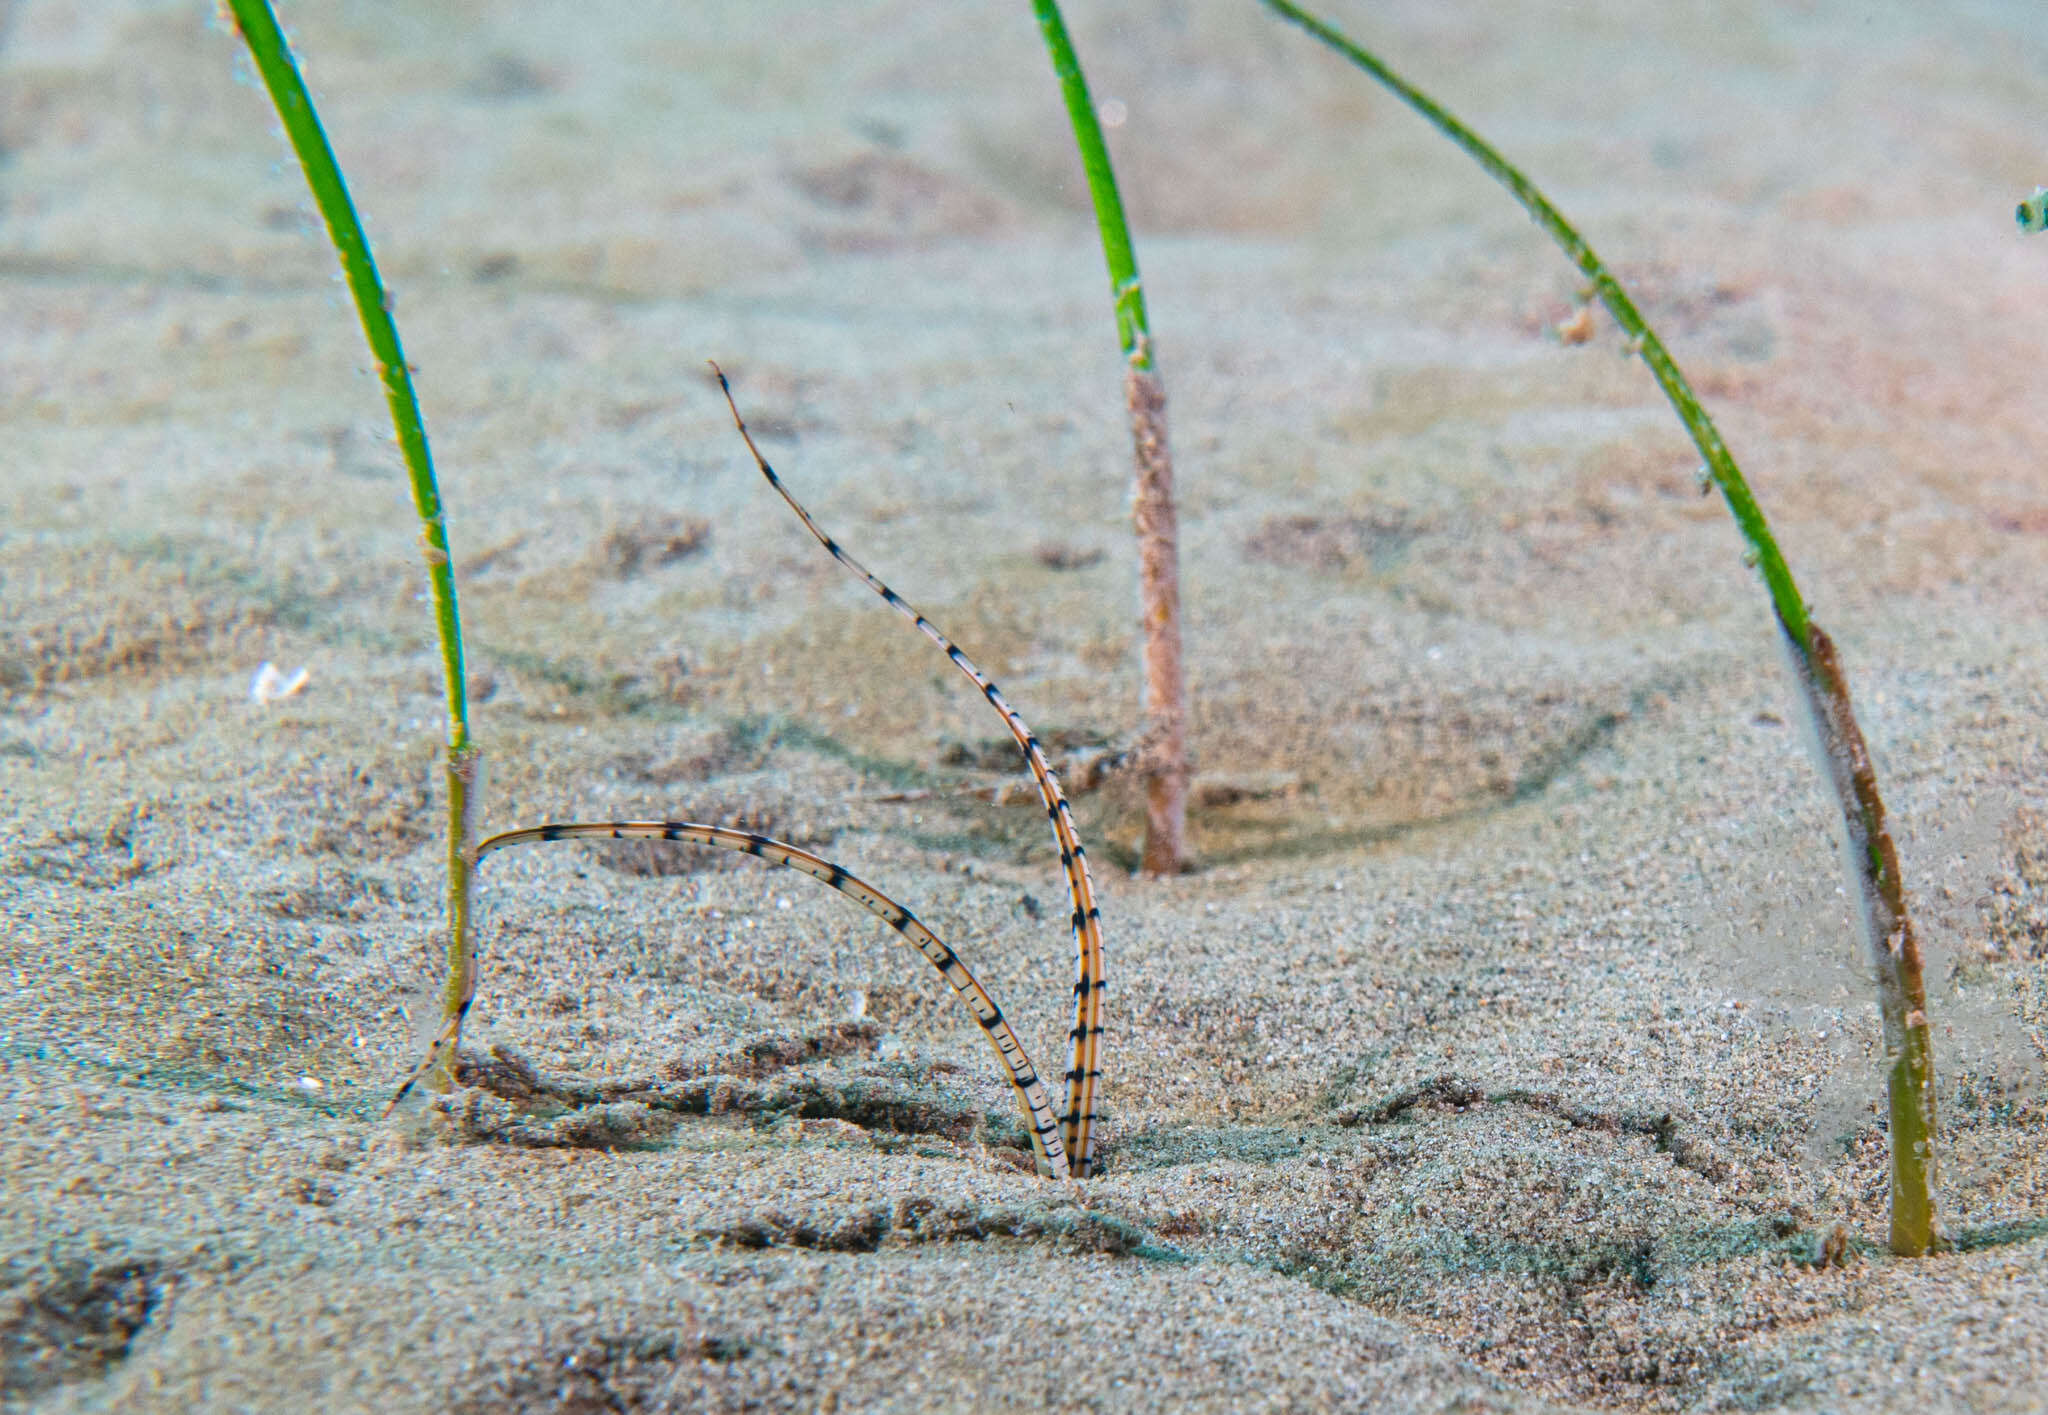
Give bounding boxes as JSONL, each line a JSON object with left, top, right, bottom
{"left": 1034, "top": 0, "right": 1190, "bottom": 875}
{"left": 1127, "top": 369, "right": 1190, "bottom": 876}
{"left": 1783, "top": 618, "right": 1940, "bottom": 1255}
{"left": 430, "top": 748, "right": 484, "bottom": 1092}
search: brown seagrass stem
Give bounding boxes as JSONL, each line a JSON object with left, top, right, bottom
{"left": 1783, "top": 617, "right": 1940, "bottom": 1255}
{"left": 428, "top": 746, "right": 483, "bottom": 1092}
{"left": 1033, "top": 0, "right": 1191, "bottom": 877}
{"left": 1127, "top": 368, "right": 1190, "bottom": 877}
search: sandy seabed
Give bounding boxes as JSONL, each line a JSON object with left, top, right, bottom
{"left": 5, "top": 2, "right": 2048, "bottom": 1411}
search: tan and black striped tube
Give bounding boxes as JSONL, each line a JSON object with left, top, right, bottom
{"left": 713, "top": 365, "right": 1106, "bottom": 1177}
{"left": 386, "top": 820, "right": 1068, "bottom": 1179}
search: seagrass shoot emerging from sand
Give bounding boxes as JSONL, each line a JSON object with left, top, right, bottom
{"left": 226, "top": 0, "right": 481, "bottom": 1097}
{"left": 224, "top": 0, "right": 1107, "bottom": 1180}
{"left": 1258, "top": 0, "right": 1942, "bottom": 1255}
{"left": 1031, "top": 0, "right": 1192, "bottom": 878}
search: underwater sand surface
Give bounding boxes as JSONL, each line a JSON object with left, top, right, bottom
{"left": 5, "top": 1, "right": 2048, "bottom": 1410}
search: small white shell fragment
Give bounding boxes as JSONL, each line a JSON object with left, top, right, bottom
{"left": 250, "top": 661, "right": 311, "bottom": 704}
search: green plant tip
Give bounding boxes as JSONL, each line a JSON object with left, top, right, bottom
{"left": 227, "top": 0, "right": 479, "bottom": 1096}
{"left": 225, "top": 0, "right": 469, "bottom": 754}
{"left": 1031, "top": 0, "right": 1152, "bottom": 370}
{"left": 2017, "top": 186, "right": 2048, "bottom": 234}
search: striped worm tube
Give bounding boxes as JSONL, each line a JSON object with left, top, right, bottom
{"left": 387, "top": 821, "right": 1069, "bottom": 1179}
{"left": 712, "top": 365, "right": 1107, "bottom": 1177}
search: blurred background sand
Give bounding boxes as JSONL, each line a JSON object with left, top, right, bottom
{"left": 4, "top": 2, "right": 2048, "bottom": 1410}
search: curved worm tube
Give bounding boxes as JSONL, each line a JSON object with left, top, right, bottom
{"left": 712, "top": 364, "right": 1106, "bottom": 1177}
{"left": 385, "top": 820, "right": 1068, "bottom": 1180}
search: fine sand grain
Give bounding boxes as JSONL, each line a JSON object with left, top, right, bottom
{"left": 5, "top": 2, "right": 2048, "bottom": 1411}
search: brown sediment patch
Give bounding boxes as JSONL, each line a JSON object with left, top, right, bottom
{"left": 699, "top": 1196, "right": 1153, "bottom": 1257}
{"left": 437, "top": 1038, "right": 1024, "bottom": 1161}
{"left": 433, "top": 1090, "right": 680, "bottom": 1150}
{"left": 935, "top": 726, "right": 1124, "bottom": 792}
{"left": 578, "top": 797, "right": 842, "bottom": 879}
{"left": 2, "top": 889, "right": 327, "bottom": 1072}
{"left": 1235, "top": 1105, "right": 1881, "bottom": 1406}
{"left": 0, "top": 539, "right": 297, "bottom": 694}
{"left": 254, "top": 867, "right": 401, "bottom": 922}
{"left": 0, "top": 1257, "right": 171, "bottom": 1403}
{"left": 592, "top": 511, "right": 711, "bottom": 579}
{"left": 1179, "top": 662, "right": 1671, "bottom": 866}
{"left": 1986, "top": 803, "right": 2048, "bottom": 961}
{"left": 1031, "top": 541, "right": 1104, "bottom": 571}
{"left": 787, "top": 151, "right": 1011, "bottom": 252}
{"left": 1324, "top": 359, "right": 1651, "bottom": 445}
{"left": 5, "top": 805, "right": 156, "bottom": 890}
{"left": 1334, "top": 1073, "right": 1733, "bottom": 1184}
{"left": 1242, "top": 510, "right": 1422, "bottom": 575}
{"left": 451, "top": 1324, "right": 748, "bottom": 1415}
